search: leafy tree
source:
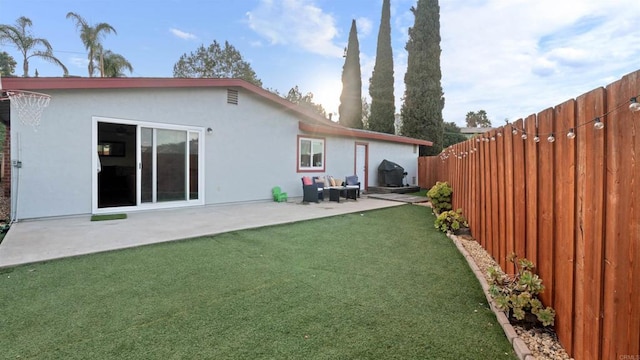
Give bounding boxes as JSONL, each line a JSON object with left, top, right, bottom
{"left": 173, "top": 40, "right": 262, "bottom": 87}
{"left": 338, "top": 20, "right": 363, "bottom": 129}
{"left": 443, "top": 122, "right": 467, "bottom": 147}
{"left": 0, "top": 16, "right": 68, "bottom": 77}
{"left": 362, "top": 97, "right": 371, "bottom": 130}
{"left": 368, "top": 0, "right": 395, "bottom": 134}
{"left": 465, "top": 110, "right": 492, "bottom": 127}
{"left": 100, "top": 49, "right": 133, "bottom": 77}
{"left": 66, "top": 12, "right": 117, "bottom": 77}
{"left": 285, "top": 85, "right": 326, "bottom": 117}
{"left": 400, "top": 0, "right": 444, "bottom": 155}
{"left": 0, "top": 51, "right": 17, "bottom": 76}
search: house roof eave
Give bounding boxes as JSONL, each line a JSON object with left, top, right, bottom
{"left": 298, "top": 122, "right": 433, "bottom": 147}
{"left": 0, "top": 77, "right": 334, "bottom": 126}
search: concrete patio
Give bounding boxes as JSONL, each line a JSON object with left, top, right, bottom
{"left": 0, "top": 196, "right": 406, "bottom": 268}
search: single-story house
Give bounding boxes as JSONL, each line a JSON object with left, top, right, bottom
{"left": 0, "top": 77, "right": 431, "bottom": 220}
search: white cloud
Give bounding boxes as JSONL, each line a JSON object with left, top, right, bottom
{"left": 170, "top": 28, "right": 197, "bottom": 40}
{"left": 246, "top": 0, "right": 344, "bottom": 57}
{"left": 545, "top": 47, "right": 591, "bottom": 68}
{"left": 435, "top": 0, "right": 640, "bottom": 125}
{"left": 69, "top": 56, "right": 88, "bottom": 68}
{"left": 356, "top": 17, "right": 373, "bottom": 38}
{"left": 532, "top": 58, "right": 557, "bottom": 77}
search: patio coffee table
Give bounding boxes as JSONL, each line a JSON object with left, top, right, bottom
{"left": 328, "top": 187, "right": 358, "bottom": 202}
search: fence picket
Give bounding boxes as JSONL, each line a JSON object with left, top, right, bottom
{"left": 603, "top": 72, "right": 640, "bottom": 359}
{"left": 496, "top": 128, "right": 507, "bottom": 270}
{"left": 512, "top": 119, "right": 527, "bottom": 266}
{"left": 503, "top": 124, "right": 516, "bottom": 274}
{"left": 575, "top": 87, "right": 607, "bottom": 360}
{"left": 552, "top": 99, "right": 577, "bottom": 354}
{"left": 524, "top": 114, "right": 539, "bottom": 265}
{"left": 537, "top": 108, "right": 555, "bottom": 307}
{"left": 489, "top": 131, "right": 500, "bottom": 262}
{"left": 480, "top": 136, "right": 489, "bottom": 249}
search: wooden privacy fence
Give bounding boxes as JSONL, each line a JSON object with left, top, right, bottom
{"left": 417, "top": 155, "right": 440, "bottom": 190}
{"left": 420, "top": 70, "right": 640, "bottom": 360}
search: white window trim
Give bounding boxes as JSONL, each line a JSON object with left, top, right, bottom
{"left": 298, "top": 136, "right": 325, "bottom": 172}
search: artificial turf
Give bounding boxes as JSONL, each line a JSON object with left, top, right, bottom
{"left": 90, "top": 213, "right": 127, "bottom": 221}
{"left": 0, "top": 205, "right": 515, "bottom": 359}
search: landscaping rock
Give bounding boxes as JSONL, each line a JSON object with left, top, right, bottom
{"left": 0, "top": 188, "right": 9, "bottom": 223}
{"left": 457, "top": 237, "right": 574, "bottom": 360}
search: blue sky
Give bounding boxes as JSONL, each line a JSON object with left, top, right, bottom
{"left": 2, "top": 0, "right": 640, "bottom": 127}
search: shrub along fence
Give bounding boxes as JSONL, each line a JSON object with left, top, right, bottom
{"left": 419, "top": 70, "right": 639, "bottom": 360}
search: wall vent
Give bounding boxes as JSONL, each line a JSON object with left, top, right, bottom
{"left": 227, "top": 89, "right": 239, "bottom": 105}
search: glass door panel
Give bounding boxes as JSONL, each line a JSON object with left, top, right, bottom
{"left": 189, "top": 132, "right": 199, "bottom": 200}
{"left": 96, "top": 122, "right": 202, "bottom": 211}
{"left": 141, "top": 127, "right": 153, "bottom": 203}
{"left": 156, "top": 129, "right": 187, "bottom": 202}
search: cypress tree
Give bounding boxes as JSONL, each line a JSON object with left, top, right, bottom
{"left": 400, "top": 0, "right": 444, "bottom": 155}
{"left": 339, "top": 20, "right": 363, "bottom": 129}
{"left": 368, "top": 0, "right": 395, "bottom": 134}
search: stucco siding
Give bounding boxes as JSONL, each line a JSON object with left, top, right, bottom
{"left": 10, "top": 86, "right": 420, "bottom": 220}
{"left": 367, "top": 141, "right": 418, "bottom": 186}
{"left": 11, "top": 87, "right": 304, "bottom": 219}
{"left": 292, "top": 136, "right": 418, "bottom": 189}
{"left": 11, "top": 92, "right": 93, "bottom": 219}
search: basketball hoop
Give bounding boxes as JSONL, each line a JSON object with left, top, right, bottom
{"left": 0, "top": 90, "right": 51, "bottom": 131}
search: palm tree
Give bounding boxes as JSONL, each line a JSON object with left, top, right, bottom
{"left": 0, "top": 16, "right": 68, "bottom": 77}
{"left": 99, "top": 49, "right": 133, "bottom": 77}
{"left": 66, "top": 12, "right": 116, "bottom": 77}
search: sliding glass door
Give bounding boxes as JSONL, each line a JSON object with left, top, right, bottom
{"left": 94, "top": 118, "right": 203, "bottom": 212}
{"left": 140, "top": 127, "right": 201, "bottom": 204}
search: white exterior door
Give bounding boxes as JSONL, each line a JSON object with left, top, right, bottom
{"left": 355, "top": 143, "right": 367, "bottom": 191}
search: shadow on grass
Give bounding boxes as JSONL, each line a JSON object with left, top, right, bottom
{"left": 407, "top": 189, "right": 428, "bottom": 197}
{"left": 0, "top": 205, "right": 514, "bottom": 359}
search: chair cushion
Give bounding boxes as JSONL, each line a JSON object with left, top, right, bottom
{"left": 345, "top": 175, "right": 359, "bottom": 185}
{"left": 302, "top": 176, "right": 312, "bottom": 185}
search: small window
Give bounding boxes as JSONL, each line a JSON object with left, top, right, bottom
{"left": 298, "top": 136, "right": 325, "bottom": 172}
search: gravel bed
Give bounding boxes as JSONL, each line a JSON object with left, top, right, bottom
{"left": 458, "top": 236, "right": 573, "bottom": 360}
{"left": 0, "top": 186, "right": 9, "bottom": 223}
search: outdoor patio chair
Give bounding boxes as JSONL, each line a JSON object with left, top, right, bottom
{"left": 312, "top": 176, "right": 327, "bottom": 199}
{"left": 344, "top": 175, "right": 361, "bottom": 197}
{"left": 272, "top": 186, "right": 288, "bottom": 202}
{"left": 301, "top": 177, "right": 323, "bottom": 203}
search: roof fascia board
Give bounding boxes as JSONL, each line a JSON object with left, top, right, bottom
{"left": 1, "top": 77, "right": 332, "bottom": 124}
{"left": 298, "top": 122, "right": 433, "bottom": 146}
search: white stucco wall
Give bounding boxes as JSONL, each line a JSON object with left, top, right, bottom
{"left": 366, "top": 141, "right": 418, "bottom": 187}
{"left": 10, "top": 86, "right": 419, "bottom": 219}
{"left": 304, "top": 136, "right": 417, "bottom": 189}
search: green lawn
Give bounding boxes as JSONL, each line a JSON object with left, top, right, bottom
{"left": 0, "top": 205, "right": 514, "bottom": 359}
{"left": 408, "top": 189, "right": 428, "bottom": 197}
